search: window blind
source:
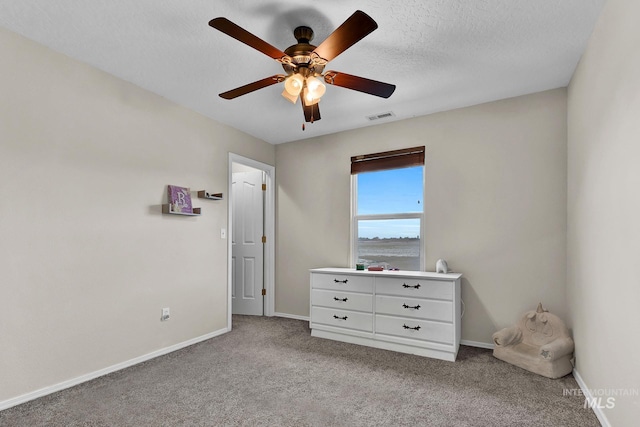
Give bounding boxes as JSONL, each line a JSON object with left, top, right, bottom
{"left": 350, "top": 146, "right": 425, "bottom": 174}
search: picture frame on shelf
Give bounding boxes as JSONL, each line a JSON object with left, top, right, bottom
{"left": 167, "top": 185, "right": 193, "bottom": 214}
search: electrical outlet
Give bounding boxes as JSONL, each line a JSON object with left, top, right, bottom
{"left": 161, "top": 307, "right": 170, "bottom": 321}
{"left": 220, "top": 228, "right": 226, "bottom": 239}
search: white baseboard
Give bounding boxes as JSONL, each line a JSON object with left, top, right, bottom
{"left": 274, "top": 312, "right": 310, "bottom": 322}
{"left": 460, "top": 339, "right": 494, "bottom": 349}
{"left": 0, "top": 327, "right": 229, "bottom": 412}
{"left": 572, "top": 368, "right": 610, "bottom": 427}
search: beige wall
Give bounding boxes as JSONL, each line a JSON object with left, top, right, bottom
{"left": 0, "top": 28, "right": 274, "bottom": 402}
{"left": 276, "top": 89, "right": 568, "bottom": 344}
{"left": 568, "top": 0, "right": 640, "bottom": 424}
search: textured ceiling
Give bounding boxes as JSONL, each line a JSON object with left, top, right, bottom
{"left": 0, "top": 1, "right": 605, "bottom": 144}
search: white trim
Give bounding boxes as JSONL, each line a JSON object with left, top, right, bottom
{"left": 228, "top": 154, "right": 276, "bottom": 330}
{"left": 573, "top": 368, "right": 610, "bottom": 427}
{"left": 421, "top": 160, "right": 427, "bottom": 270}
{"left": 355, "top": 212, "right": 423, "bottom": 221}
{"left": 0, "top": 328, "right": 228, "bottom": 412}
{"left": 349, "top": 174, "right": 357, "bottom": 267}
{"left": 274, "top": 312, "right": 310, "bottom": 322}
{"left": 460, "top": 339, "right": 494, "bottom": 349}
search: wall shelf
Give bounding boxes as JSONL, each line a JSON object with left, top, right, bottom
{"left": 197, "top": 191, "right": 223, "bottom": 200}
{"left": 162, "top": 205, "right": 201, "bottom": 216}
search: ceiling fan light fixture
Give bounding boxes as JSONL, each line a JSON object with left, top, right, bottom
{"left": 284, "top": 74, "right": 304, "bottom": 97}
{"left": 306, "top": 76, "right": 326, "bottom": 99}
{"left": 281, "top": 89, "right": 299, "bottom": 104}
{"left": 302, "top": 87, "right": 320, "bottom": 106}
{"left": 211, "top": 11, "right": 395, "bottom": 124}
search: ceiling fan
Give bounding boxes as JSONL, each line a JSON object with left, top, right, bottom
{"left": 209, "top": 10, "right": 396, "bottom": 124}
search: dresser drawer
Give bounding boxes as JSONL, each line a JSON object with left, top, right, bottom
{"left": 375, "top": 295, "right": 452, "bottom": 322}
{"left": 311, "top": 307, "right": 373, "bottom": 332}
{"left": 312, "top": 289, "right": 373, "bottom": 312}
{"left": 375, "top": 315, "right": 453, "bottom": 345}
{"left": 312, "top": 273, "right": 373, "bottom": 293}
{"left": 375, "top": 277, "right": 453, "bottom": 300}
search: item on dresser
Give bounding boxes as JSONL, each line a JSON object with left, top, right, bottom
{"left": 367, "top": 266, "right": 384, "bottom": 271}
{"left": 436, "top": 259, "right": 449, "bottom": 274}
{"left": 309, "top": 268, "right": 462, "bottom": 362}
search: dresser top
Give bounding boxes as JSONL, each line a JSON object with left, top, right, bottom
{"left": 310, "top": 267, "right": 462, "bottom": 280}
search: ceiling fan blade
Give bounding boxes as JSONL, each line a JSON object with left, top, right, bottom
{"left": 209, "top": 18, "right": 290, "bottom": 62}
{"left": 324, "top": 71, "right": 396, "bottom": 98}
{"left": 219, "top": 75, "right": 285, "bottom": 100}
{"left": 301, "top": 100, "right": 321, "bottom": 123}
{"left": 312, "top": 10, "right": 378, "bottom": 63}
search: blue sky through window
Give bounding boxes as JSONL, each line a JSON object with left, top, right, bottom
{"left": 357, "top": 166, "right": 423, "bottom": 239}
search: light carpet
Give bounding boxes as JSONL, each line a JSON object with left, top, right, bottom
{"left": 0, "top": 315, "right": 600, "bottom": 426}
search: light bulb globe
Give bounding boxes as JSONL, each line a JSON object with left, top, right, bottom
{"left": 284, "top": 74, "right": 304, "bottom": 96}
{"left": 306, "top": 76, "right": 326, "bottom": 99}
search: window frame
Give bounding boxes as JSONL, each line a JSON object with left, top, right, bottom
{"left": 350, "top": 163, "right": 426, "bottom": 271}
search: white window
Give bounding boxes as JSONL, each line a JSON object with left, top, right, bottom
{"left": 351, "top": 147, "right": 425, "bottom": 271}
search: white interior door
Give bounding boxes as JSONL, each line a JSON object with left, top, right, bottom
{"left": 232, "top": 170, "right": 265, "bottom": 315}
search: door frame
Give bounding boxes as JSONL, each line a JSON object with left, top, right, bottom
{"left": 228, "top": 153, "right": 275, "bottom": 329}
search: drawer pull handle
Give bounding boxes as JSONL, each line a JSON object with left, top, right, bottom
{"left": 334, "top": 297, "right": 348, "bottom": 302}
{"left": 402, "top": 303, "right": 421, "bottom": 310}
{"left": 402, "top": 283, "right": 421, "bottom": 289}
{"left": 403, "top": 324, "right": 421, "bottom": 331}
{"left": 333, "top": 315, "right": 348, "bottom": 320}
{"left": 334, "top": 279, "right": 349, "bottom": 284}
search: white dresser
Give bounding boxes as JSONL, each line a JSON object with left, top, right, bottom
{"left": 310, "top": 267, "right": 462, "bottom": 361}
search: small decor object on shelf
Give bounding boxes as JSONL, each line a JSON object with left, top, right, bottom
{"left": 436, "top": 259, "right": 449, "bottom": 274}
{"left": 197, "top": 190, "right": 223, "bottom": 200}
{"left": 367, "top": 266, "right": 384, "bottom": 271}
{"left": 167, "top": 185, "right": 193, "bottom": 214}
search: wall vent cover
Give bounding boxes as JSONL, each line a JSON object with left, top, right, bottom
{"left": 366, "top": 111, "right": 395, "bottom": 121}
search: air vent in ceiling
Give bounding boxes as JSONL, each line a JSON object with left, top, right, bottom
{"left": 366, "top": 111, "right": 395, "bottom": 121}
